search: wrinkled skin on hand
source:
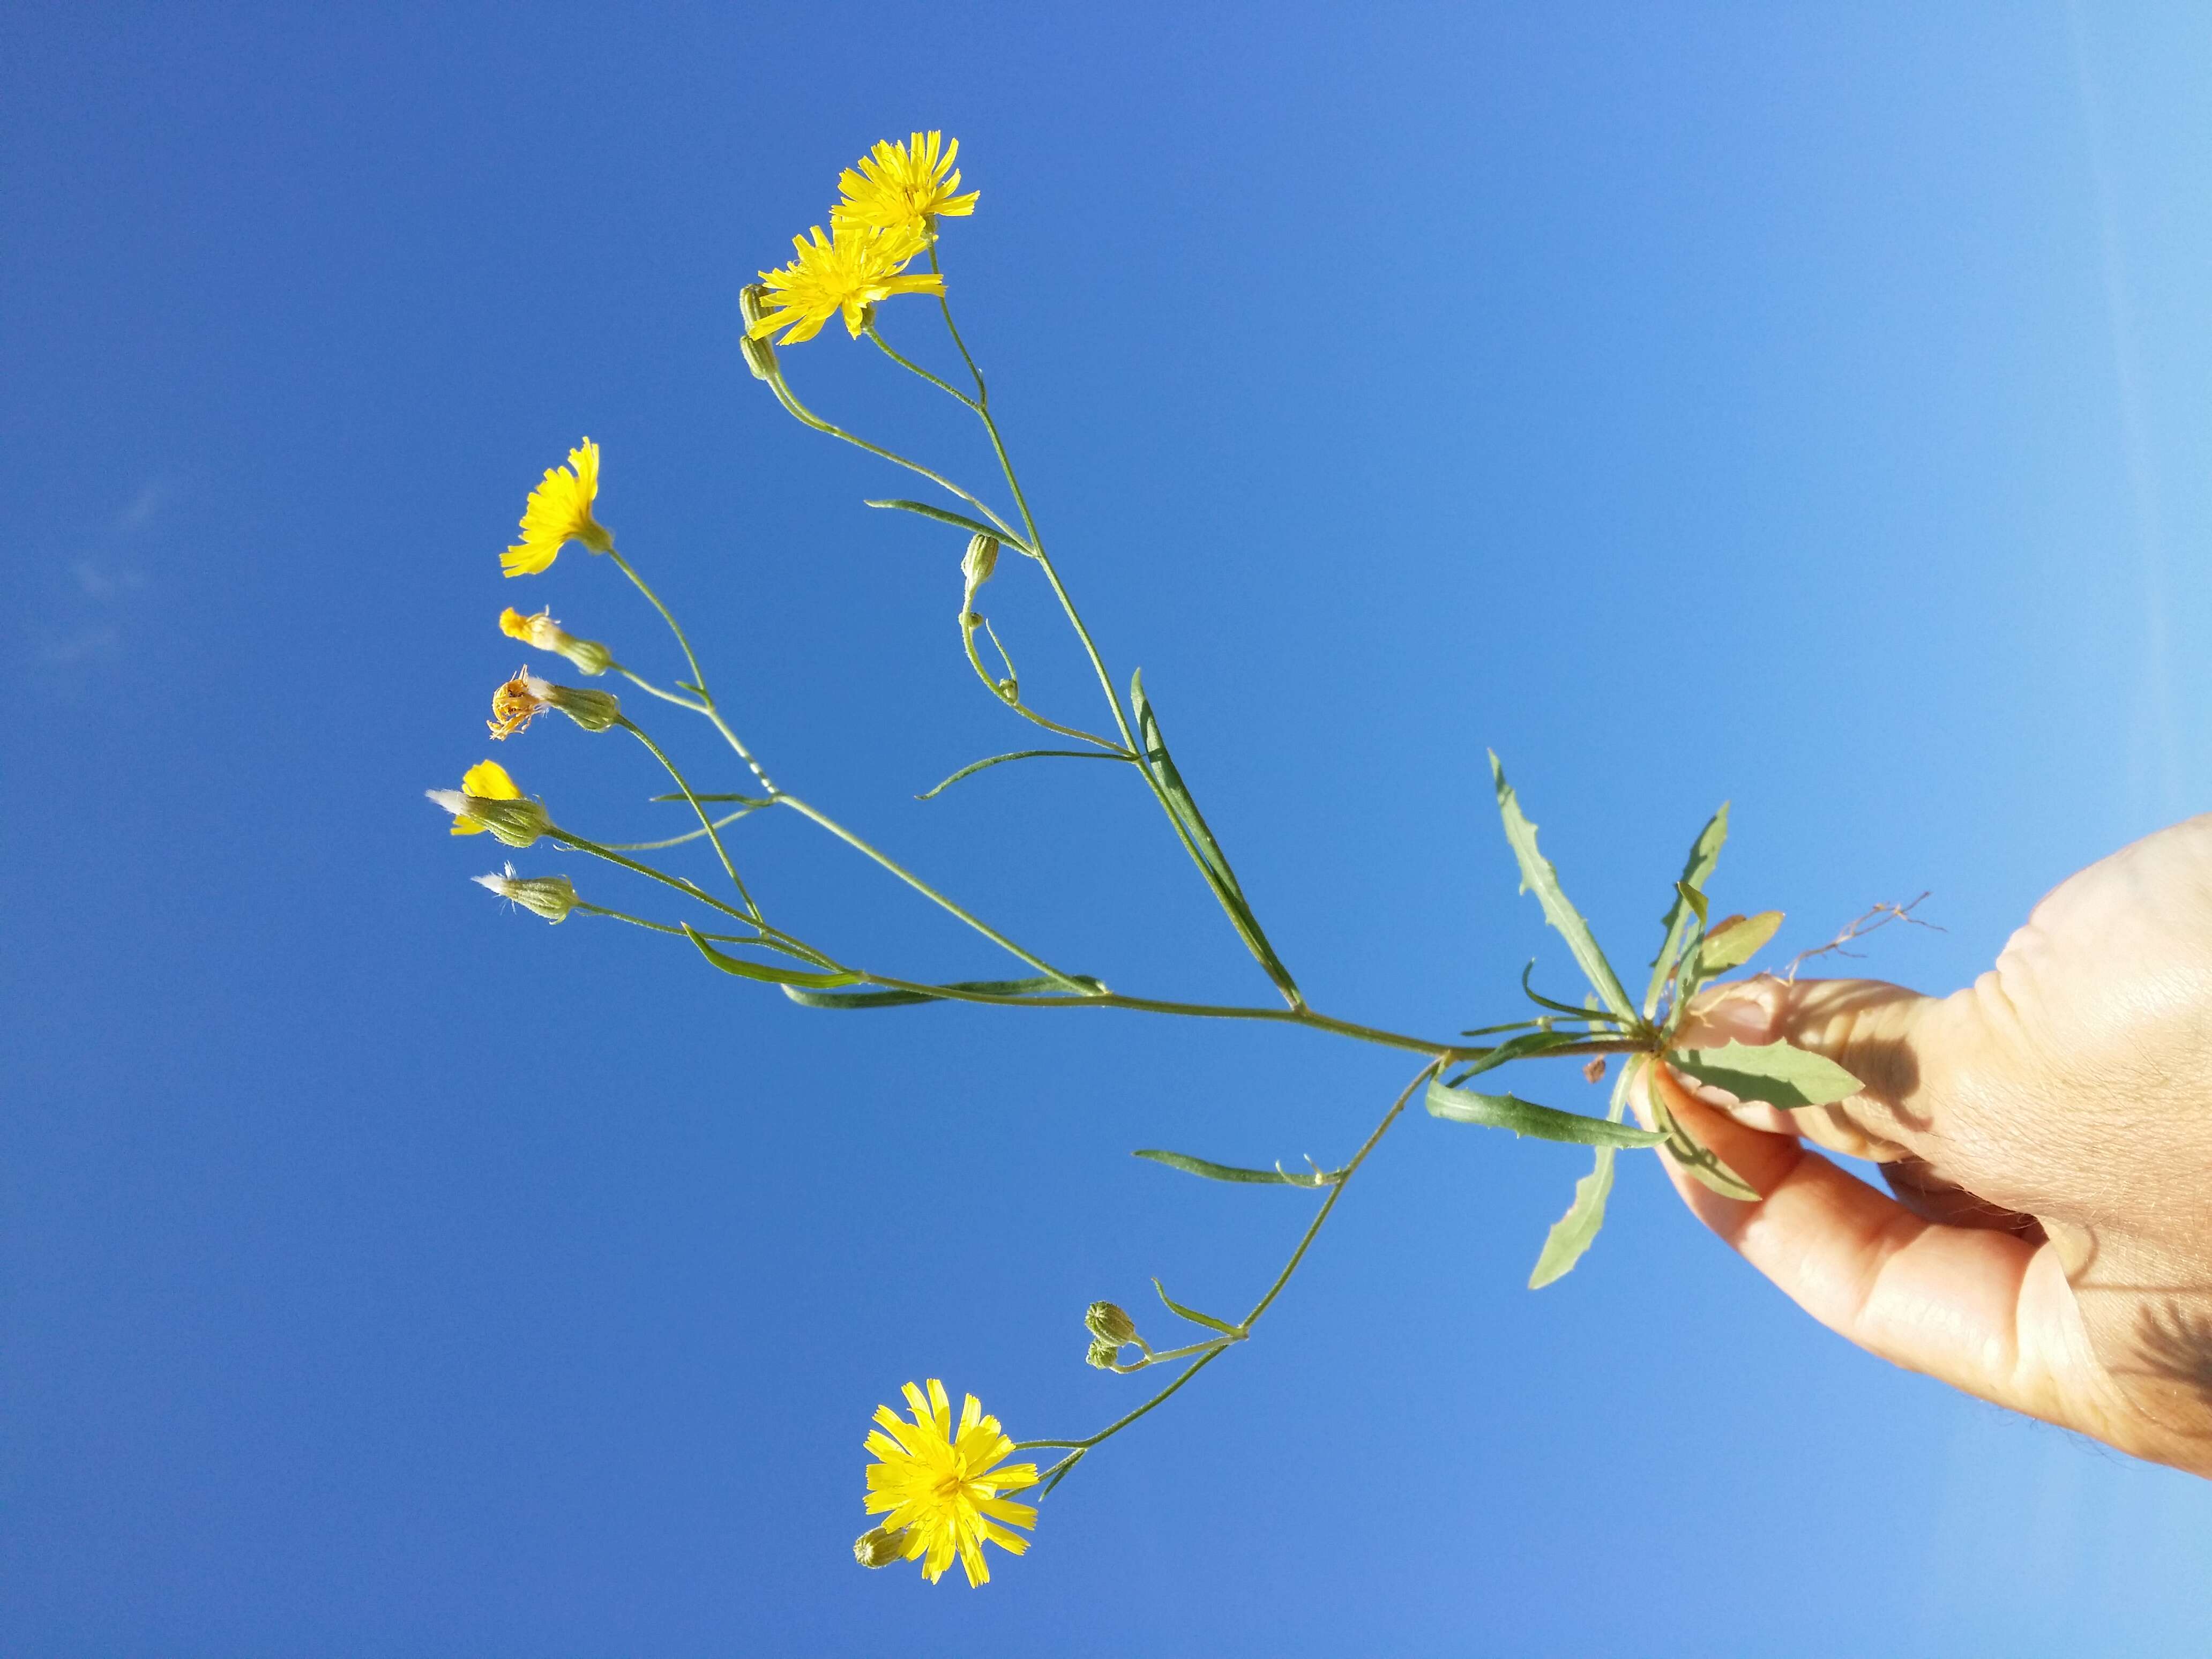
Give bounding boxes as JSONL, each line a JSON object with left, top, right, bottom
{"left": 1652, "top": 815, "right": 2212, "bottom": 1477}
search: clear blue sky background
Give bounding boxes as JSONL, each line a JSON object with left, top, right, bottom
{"left": 6, "top": 3, "right": 2210, "bottom": 1653}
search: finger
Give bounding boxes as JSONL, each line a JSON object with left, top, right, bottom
{"left": 1880, "top": 1157, "right": 2045, "bottom": 1242}
{"left": 1643, "top": 1062, "right": 2078, "bottom": 1420}
{"left": 1675, "top": 975, "right": 1951, "bottom": 1162}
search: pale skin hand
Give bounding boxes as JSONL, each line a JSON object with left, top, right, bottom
{"left": 1645, "top": 815, "right": 2212, "bottom": 1477}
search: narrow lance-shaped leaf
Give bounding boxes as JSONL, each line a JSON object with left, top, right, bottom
{"left": 916, "top": 748, "right": 1128, "bottom": 801}
{"left": 1527, "top": 1055, "right": 1645, "bottom": 1288}
{"left": 1132, "top": 1148, "right": 1337, "bottom": 1187}
{"left": 1425, "top": 1075, "right": 1665, "bottom": 1148}
{"left": 1650, "top": 1093, "right": 1761, "bottom": 1200}
{"left": 863, "top": 497, "right": 1029, "bottom": 551}
{"left": 1645, "top": 803, "right": 1729, "bottom": 1018}
{"left": 1133, "top": 670, "right": 1302, "bottom": 1005}
{"left": 1447, "top": 1027, "right": 1606, "bottom": 1085}
{"left": 683, "top": 924, "right": 865, "bottom": 990}
{"left": 1667, "top": 1040, "right": 1862, "bottom": 1111}
{"left": 1490, "top": 752, "right": 1639, "bottom": 1025}
{"left": 1152, "top": 1278, "right": 1242, "bottom": 1337}
{"left": 782, "top": 973, "right": 1106, "bottom": 1010}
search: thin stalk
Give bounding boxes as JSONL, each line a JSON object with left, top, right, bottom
{"left": 764, "top": 372, "right": 1023, "bottom": 544}
{"left": 602, "top": 803, "right": 768, "bottom": 853}
{"left": 573, "top": 902, "right": 843, "bottom": 970}
{"left": 617, "top": 717, "right": 758, "bottom": 917}
{"left": 865, "top": 323, "right": 977, "bottom": 410}
{"left": 771, "top": 795, "right": 1088, "bottom": 992}
{"left": 608, "top": 550, "right": 711, "bottom": 705}
{"left": 927, "top": 241, "right": 988, "bottom": 402}
{"left": 1013, "top": 1061, "right": 1437, "bottom": 1480}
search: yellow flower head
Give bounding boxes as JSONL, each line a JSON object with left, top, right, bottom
{"left": 447, "top": 758, "right": 521, "bottom": 836}
{"left": 860, "top": 1379, "right": 1036, "bottom": 1587}
{"left": 502, "top": 439, "right": 613, "bottom": 578}
{"left": 749, "top": 221, "right": 944, "bottom": 346}
{"left": 833, "top": 131, "right": 978, "bottom": 238}
{"left": 488, "top": 664, "right": 550, "bottom": 739}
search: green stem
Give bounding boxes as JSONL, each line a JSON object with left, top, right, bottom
{"left": 546, "top": 829, "right": 759, "bottom": 927}
{"left": 763, "top": 371, "right": 1023, "bottom": 544}
{"left": 771, "top": 795, "right": 1088, "bottom": 992}
{"left": 1013, "top": 1060, "right": 1437, "bottom": 1480}
{"left": 928, "top": 240, "right": 988, "bottom": 402}
{"left": 573, "top": 903, "right": 843, "bottom": 970}
{"left": 602, "top": 803, "right": 768, "bottom": 853}
{"left": 617, "top": 717, "right": 759, "bottom": 917}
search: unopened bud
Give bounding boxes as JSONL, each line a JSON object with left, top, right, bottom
{"left": 740, "top": 333, "right": 779, "bottom": 382}
{"left": 853, "top": 1524, "right": 910, "bottom": 1569}
{"left": 528, "top": 675, "right": 623, "bottom": 733}
{"left": 1084, "top": 1301, "right": 1139, "bottom": 1348}
{"left": 427, "top": 788, "right": 552, "bottom": 848}
{"left": 472, "top": 862, "right": 578, "bottom": 923}
{"left": 961, "top": 533, "right": 999, "bottom": 606}
{"left": 1084, "top": 1337, "right": 1123, "bottom": 1370}
{"left": 500, "top": 607, "right": 614, "bottom": 676}
{"left": 738, "top": 283, "right": 772, "bottom": 331}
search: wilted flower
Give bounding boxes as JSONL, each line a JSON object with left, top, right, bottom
{"left": 472, "top": 862, "right": 578, "bottom": 923}
{"left": 489, "top": 668, "right": 621, "bottom": 737}
{"left": 499, "top": 607, "right": 613, "bottom": 676}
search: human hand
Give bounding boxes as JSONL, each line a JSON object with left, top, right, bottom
{"left": 1645, "top": 816, "right": 2212, "bottom": 1476}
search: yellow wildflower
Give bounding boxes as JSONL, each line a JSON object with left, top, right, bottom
{"left": 833, "top": 131, "right": 978, "bottom": 237}
{"left": 502, "top": 439, "right": 613, "bottom": 578}
{"left": 860, "top": 1379, "right": 1036, "bottom": 1587}
{"left": 444, "top": 759, "right": 520, "bottom": 836}
{"left": 749, "top": 222, "right": 943, "bottom": 346}
{"left": 500, "top": 607, "right": 614, "bottom": 676}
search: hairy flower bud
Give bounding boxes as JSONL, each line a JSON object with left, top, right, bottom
{"left": 499, "top": 607, "right": 614, "bottom": 676}
{"left": 1084, "top": 1336, "right": 1123, "bottom": 1370}
{"left": 961, "top": 533, "right": 999, "bottom": 610}
{"left": 529, "top": 675, "right": 622, "bottom": 733}
{"left": 472, "top": 862, "right": 578, "bottom": 923}
{"left": 1083, "top": 1301, "right": 1139, "bottom": 1348}
{"left": 427, "top": 787, "right": 551, "bottom": 848}
{"left": 853, "top": 1524, "right": 910, "bottom": 1569}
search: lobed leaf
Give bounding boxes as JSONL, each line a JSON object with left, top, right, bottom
{"left": 1528, "top": 1147, "right": 1616, "bottom": 1289}
{"left": 1489, "top": 753, "right": 1639, "bottom": 1025}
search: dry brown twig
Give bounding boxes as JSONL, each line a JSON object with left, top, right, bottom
{"left": 1777, "top": 893, "right": 1941, "bottom": 984}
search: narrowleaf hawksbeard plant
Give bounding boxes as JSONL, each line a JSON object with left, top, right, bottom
{"left": 428, "top": 130, "right": 1873, "bottom": 1587}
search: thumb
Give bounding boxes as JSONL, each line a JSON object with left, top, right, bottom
{"left": 1675, "top": 974, "right": 1949, "bottom": 1164}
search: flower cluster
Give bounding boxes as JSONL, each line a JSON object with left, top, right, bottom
{"left": 747, "top": 132, "right": 977, "bottom": 346}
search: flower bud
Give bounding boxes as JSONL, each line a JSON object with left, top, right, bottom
{"left": 500, "top": 607, "right": 614, "bottom": 676}
{"left": 738, "top": 283, "right": 772, "bottom": 332}
{"left": 472, "top": 862, "right": 578, "bottom": 923}
{"left": 1083, "top": 1336, "right": 1123, "bottom": 1371}
{"left": 427, "top": 787, "right": 551, "bottom": 848}
{"left": 853, "top": 1524, "right": 910, "bottom": 1569}
{"left": 961, "top": 533, "right": 999, "bottom": 609}
{"left": 740, "top": 332, "right": 779, "bottom": 382}
{"left": 529, "top": 675, "right": 623, "bottom": 733}
{"left": 1083, "top": 1301, "right": 1139, "bottom": 1348}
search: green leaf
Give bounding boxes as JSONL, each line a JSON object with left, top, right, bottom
{"left": 1132, "top": 1149, "right": 1336, "bottom": 1187}
{"left": 864, "top": 497, "right": 1028, "bottom": 550}
{"left": 781, "top": 973, "right": 1105, "bottom": 1010}
{"left": 1529, "top": 1146, "right": 1617, "bottom": 1288}
{"left": 1132, "top": 670, "right": 1302, "bottom": 1005}
{"left": 683, "top": 924, "right": 864, "bottom": 990}
{"left": 1152, "top": 1278, "right": 1242, "bottom": 1336}
{"left": 1447, "top": 1027, "right": 1602, "bottom": 1083}
{"left": 1424, "top": 1076, "right": 1665, "bottom": 1147}
{"left": 1645, "top": 803, "right": 1730, "bottom": 1017}
{"left": 1696, "top": 910, "right": 1784, "bottom": 977}
{"left": 1489, "top": 753, "right": 1639, "bottom": 1025}
{"left": 1650, "top": 1094, "right": 1762, "bottom": 1199}
{"left": 1667, "top": 1040, "right": 1862, "bottom": 1110}
{"left": 916, "top": 748, "right": 1127, "bottom": 801}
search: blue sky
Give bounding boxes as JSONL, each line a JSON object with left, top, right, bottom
{"left": 6, "top": 3, "right": 2211, "bottom": 1653}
